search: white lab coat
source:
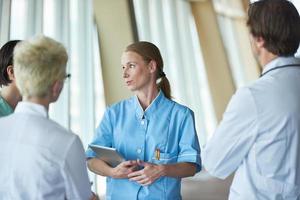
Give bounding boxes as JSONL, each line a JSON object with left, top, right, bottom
{"left": 0, "top": 102, "right": 92, "bottom": 200}
{"left": 203, "top": 57, "right": 300, "bottom": 199}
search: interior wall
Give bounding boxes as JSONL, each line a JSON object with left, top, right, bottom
{"left": 93, "top": 0, "right": 134, "bottom": 105}
{"left": 233, "top": 0, "right": 261, "bottom": 81}
{"left": 191, "top": 1, "right": 235, "bottom": 122}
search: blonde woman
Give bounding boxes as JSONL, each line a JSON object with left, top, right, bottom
{"left": 0, "top": 36, "right": 95, "bottom": 200}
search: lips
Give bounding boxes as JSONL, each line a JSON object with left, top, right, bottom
{"left": 126, "top": 80, "right": 132, "bottom": 85}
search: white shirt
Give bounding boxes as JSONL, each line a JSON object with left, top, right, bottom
{"left": 203, "top": 57, "right": 300, "bottom": 200}
{"left": 0, "top": 102, "right": 92, "bottom": 200}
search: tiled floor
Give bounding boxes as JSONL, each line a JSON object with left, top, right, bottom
{"left": 181, "top": 171, "right": 233, "bottom": 200}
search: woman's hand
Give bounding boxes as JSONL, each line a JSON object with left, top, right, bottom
{"left": 110, "top": 160, "right": 138, "bottom": 179}
{"left": 127, "top": 160, "right": 165, "bottom": 186}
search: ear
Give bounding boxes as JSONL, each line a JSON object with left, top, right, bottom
{"left": 51, "top": 80, "right": 64, "bottom": 101}
{"left": 6, "top": 65, "right": 15, "bottom": 81}
{"left": 254, "top": 36, "right": 265, "bottom": 48}
{"left": 148, "top": 60, "right": 157, "bottom": 74}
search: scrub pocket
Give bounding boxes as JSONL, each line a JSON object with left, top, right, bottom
{"left": 151, "top": 152, "right": 177, "bottom": 165}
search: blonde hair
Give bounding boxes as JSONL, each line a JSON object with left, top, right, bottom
{"left": 14, "top": 35, "right": 68, "bottom": 98}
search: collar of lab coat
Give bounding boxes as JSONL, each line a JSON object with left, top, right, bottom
{"left": 15, "top": 101, "right": 48, "bottom": 118}
{"left": 262, "top": 56, "right": 300, "bottom": 75}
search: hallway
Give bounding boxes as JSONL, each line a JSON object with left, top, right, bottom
{"left": 181, "top": 171, "right": 233, "bottom": 200}
{"left": 97, "top": 171, "right": 233, "bottom": 199}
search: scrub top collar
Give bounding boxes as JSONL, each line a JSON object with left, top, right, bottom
{"left": 262, "top": 56, "right": 300, "bottom": 75}
{"left": 15, "top": 101, "right": 48, "bottom": 118}
{"left": 134, "top": 90, "right": 165, "bottom": 120}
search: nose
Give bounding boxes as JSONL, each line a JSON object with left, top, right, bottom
{"left": 123, "top": 67, "right": 129, "bottom": 78}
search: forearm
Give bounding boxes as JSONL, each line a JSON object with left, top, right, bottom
{"left": 160, "top": 162, "right": 197, "bottom": 178}
{"left": 87, "top": 158, "right": 113, "bottom": 177}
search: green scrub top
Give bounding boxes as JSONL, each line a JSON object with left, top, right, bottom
{"left": 0, "top": 95, "right": 13, "bottom": 117}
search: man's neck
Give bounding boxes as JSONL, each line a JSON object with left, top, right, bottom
{"left": 259, "top": 49, "right": 278, "bottom": 69}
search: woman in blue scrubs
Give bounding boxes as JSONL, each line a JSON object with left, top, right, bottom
{"left": 86, "top": 41, "right": 201, "bottom": 200}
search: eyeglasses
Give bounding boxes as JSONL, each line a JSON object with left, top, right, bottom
{"left": 63, "top": 73, "right": 71, "bottom": 82}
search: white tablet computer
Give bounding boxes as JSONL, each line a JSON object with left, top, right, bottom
{"left": 89, "top": 144, "right": 125, "bottom": 167}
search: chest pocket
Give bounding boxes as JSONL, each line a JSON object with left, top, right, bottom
{"left": 151, "top": 152, "right": 178, "bottom": 165}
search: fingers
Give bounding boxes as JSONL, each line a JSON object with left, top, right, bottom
{"left": 137, "top": 160, "right": 150, "bottom": 167}
{"left": 129, "top": 173, "right": 154, "bottom": 186}
{"left": 128, "top": 170, "right": 152, "bottom": 185}
{"left": 127, "top": 165, "right": 137, "bottom": 172}
{"left": 139, "top": 179, "right": 152, "bottom": 186}
{"left": 129, "top": 174, "right": 145, "bottom": 182}
{"left": 128, "top": 164, "right": 160, "bottom": 186}
{"left": 128, "top": 170, "right": 143, "bottom": 178}
{"left": 111, "top": 160, "right": 139, "bottom": 179}
{"left": 137, "top": 159, "right": 143, "bottom": 166}
{"left": 114, "top": 160, "right": 160, "bottom": 185}
{"left": 121, "top": 160, "right": 137, "bottom": 167}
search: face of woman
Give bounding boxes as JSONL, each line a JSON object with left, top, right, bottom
{"left": 121, "top": 51, "right": 154, "bottom": 92}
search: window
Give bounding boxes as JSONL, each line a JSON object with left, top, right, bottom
{"left": 133, "top": 0, "right": 217, "bottom": 144}
{"left": 213, "top": 0, "right": 259, "bottom": 87}
{"left": 9, "top": 0, "right": 105, "bottom": 148}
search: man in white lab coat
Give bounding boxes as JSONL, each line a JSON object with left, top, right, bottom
{"left": 202, "top": 0, "right": 300, "bottom": 199}
{"left": 0, "top": 36, "right": 95, "bottom": 199}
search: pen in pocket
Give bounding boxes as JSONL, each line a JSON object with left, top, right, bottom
{"left": 155, "top": 148, "right": 160, "bottom": 160}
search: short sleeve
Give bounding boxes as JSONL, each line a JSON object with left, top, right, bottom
{"left": 202, "top": 87, "right": 258, "bottom": 179}
{"left": 63, "top": 136, "right": 92, "bottom": 200}
{"left": 85, "top": 108, "right": 113, "bottom": 158}
{"left": 177, "top": 108, "right": 202, "bottom": 172}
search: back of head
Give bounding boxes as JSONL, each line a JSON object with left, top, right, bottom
{"left": 13, "top": 35, "right": 68, "bottom": 98}
{"left": 125, "top": 41, "right": 172, "bottom": 99}
{"left": 0, "top": 40, "right": 21, "bottom": 87}
{"left": 247, "top": 0, "right": 300, "bottom": 56}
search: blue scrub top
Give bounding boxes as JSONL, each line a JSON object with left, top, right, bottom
{"left": 86, "top": 91, "right": 201, "bottom": 200}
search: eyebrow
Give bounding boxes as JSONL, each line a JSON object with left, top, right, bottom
{"left": 122, "top": 61, "right": 138, "bottom": 66}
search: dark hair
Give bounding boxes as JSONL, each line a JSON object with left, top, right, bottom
{"left": 125, "top": 41, "right": 172, "bottom": 99}
{"left": 247, "top": 0, "right": 300, "bottom": 56}
{"left": 0, "top": 40, "right": 21, "bottom": 86}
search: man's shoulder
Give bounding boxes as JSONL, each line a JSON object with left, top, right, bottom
{"left": 237, "top": 79, "right": 267, "bottom": 98}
